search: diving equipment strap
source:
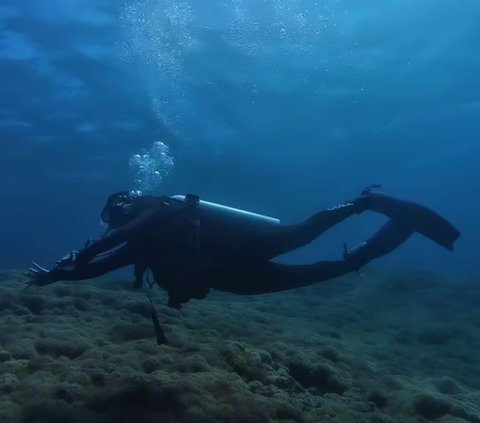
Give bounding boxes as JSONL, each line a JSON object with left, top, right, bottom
{"left": 143, "top": 271, "right": 168, "bottom": 345}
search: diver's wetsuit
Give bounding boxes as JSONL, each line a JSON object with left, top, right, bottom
{"left": 49, "top": 193, "right": 459, "bottom": 308}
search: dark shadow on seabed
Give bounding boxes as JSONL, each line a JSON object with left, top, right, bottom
{"left": 0, "top": 268, "right": 479, "bottom": 423}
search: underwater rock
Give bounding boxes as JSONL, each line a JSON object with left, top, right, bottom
{"left": 288, "top": 360, "right": 349, "bottom": 395}
{"left": 0, "top": 373, "right": 18, "bottom": 393}
{"left": 108, "top": 322, "right": 153, "bottom": 342}
{"left": 8, "top": 339, "right": 36, "bottom": 360}
{"left": 436, "top": 377, "right": 461, "bottom": 395}
{"left": 27, "top": 355, "right": 55, "bottom": 373}
{"left": 219, "top": 341, "right": 277, "bottom": 384}
{"left": 87, "top": 382, "right": 186, "bottom": 422}
{"left": 21, "top": 400, "right": 96, "bottom": 423}
{"left": 0, "top": 347, "right": 12, "bottom": 362}
{"left": 416, "top": 328, "right": 455, "bottom": 345}
{"left": 87, "top": 369, "right": 108, "bottom": 387}
{"left": 20, "top": 294, "right": 47, "bottom": 315}
{"left": 274, "top": 403, "right": 306, "bottom": 423}
{"left": 53, "top": 285, "right": 75, "bottom": 298}
{"left": 72, "top": 298, "right": 89, "bottom": 312}
{"left": 35, "top": 338, "right": 88, "bottom": 359}
{"left": 142, "top": 357, "right": 163, "bottom": 374}
{"left": 54, "top": 383, "right": 84, "bottom": 403}
{"left": 0, "top": 292, "right": 17, "bottom": 313}
{"left": 0, "top": 271, "right": 15, "bottom": 283}
{"left": 124, "top": 300, "right": 151, "bottom": 319}
{"left": 167, "top": 355, "right": 210, "bottom": 374}
{"left": 66, "top": 370, "right": 91, "bottom": 386}
{"left": 100, "top": 293, "right": 121, "bottom": 307}
{"left": 413, "top": 393, "right": 451, "bottom": 420}
{"left": 320, "top": 346, "right": 341, "bottom": 363}
{"left": 367, "top": 390, "right": 388, "bottom": 409}
{"left": 448, "top": 404, "right": 480, "bottom": 423}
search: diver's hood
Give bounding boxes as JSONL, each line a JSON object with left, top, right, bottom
{"left": 101, "top": 191, "right": 139, "bottom": 229}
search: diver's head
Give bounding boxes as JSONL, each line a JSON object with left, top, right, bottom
{"left": 100, "top": 190, "right": 142, "bottom": 229}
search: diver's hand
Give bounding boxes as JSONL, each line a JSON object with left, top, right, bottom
{"left": 55, "top": 250, "right": 80, "bottom": 269}
{"left": 23, "top": 262, "right": 55, "bottom": 289}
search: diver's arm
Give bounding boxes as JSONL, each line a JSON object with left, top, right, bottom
{"left": 26, "top": 244, "right": 136, "bottom": 286}
{"left": 76, "top": 208, "right": 162, "bottom": 264}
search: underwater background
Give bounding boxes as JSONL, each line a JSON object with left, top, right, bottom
{"left": 1, "top": 0, "right": 480, "bottom": 422}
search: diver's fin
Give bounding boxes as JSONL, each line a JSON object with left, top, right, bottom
{"left": 344, "top": 220, "right": 415, "bottom": 269}
{"left": 367, "top": 192, "right": 460, "bottom": 251}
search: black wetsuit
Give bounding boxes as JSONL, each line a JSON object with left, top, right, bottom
{"left": 49, "top": 195, "right": 433, "bottom": 308}
{"left": 50, "top": 194, "right": 460, "bottom": 307}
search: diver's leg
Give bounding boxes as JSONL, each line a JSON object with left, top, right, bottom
{"left": 252, "top": 189, "right": 460, "bottom": 260}
{"left": 343, "top": 219, "right": 414, "bottom": 269}
{"left": 50, "top": 244, "right": 135, "bottom": 282}
{"left": 214, "top": 219, "right": 414, "bottom": 295}
{"left": 215, "top": 260, "right": 356, "bottom": 295}
{"left": 254, "top": 201, "right": 361, "bottom": 260}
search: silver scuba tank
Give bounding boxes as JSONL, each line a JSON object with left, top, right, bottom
{"left": 170, "top": 194, "right": 280, "bottom": 228}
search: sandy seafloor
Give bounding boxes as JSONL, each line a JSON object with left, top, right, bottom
{"left": 0, "top": 268, "right": 479, "bottom": 423}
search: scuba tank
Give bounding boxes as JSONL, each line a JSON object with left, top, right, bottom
{"left": 169, "top": 194, "right": 281, "bottom": 228}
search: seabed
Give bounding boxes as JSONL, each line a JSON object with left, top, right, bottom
{"left": 0, "top": 268, "right": 479, "bottom": 423}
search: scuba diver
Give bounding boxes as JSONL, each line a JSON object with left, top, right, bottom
{"left": 26, "top": 186, "right": 460, "bottom": 311}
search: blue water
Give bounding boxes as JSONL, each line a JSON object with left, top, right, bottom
{"left": 0, "top": 0, "right": 478, "bottom": 274}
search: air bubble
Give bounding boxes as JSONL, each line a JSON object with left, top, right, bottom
{"left": 129, "top": 141, "right": 174, "bottom": 194}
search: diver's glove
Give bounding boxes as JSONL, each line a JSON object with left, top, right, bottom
{"left": 55, "top": 250, "right": 80, "bottom": 269}
{"left": 55, "top": 239, "right": 95, "bottom": 269}
{"left": 23, "top": 262, "right": 55, "bottom": 289}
